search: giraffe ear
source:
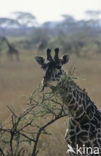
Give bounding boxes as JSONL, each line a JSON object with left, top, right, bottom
{"left": 61, "top": 55, "right": 69, "bottom": 64}
{"left": 35, "top": 56, "right": 45, "bottom": 65}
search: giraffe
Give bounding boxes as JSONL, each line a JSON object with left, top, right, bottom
{"left": 37, "top": 41, "right": 47, "bottom": 52}
{"left": 1, "top": 37, "right": 20, "bottom": 61}
{"left": 35, "top": 48, "right": 101, "bottom": 156}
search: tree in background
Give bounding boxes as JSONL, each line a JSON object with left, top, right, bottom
{"left": 85, "top": 10, "right": 101, "bottom": 28}
{"left": 12, "top": 11, "right": 37, "bottom": 28}
{"left": 85, "top": 10, "right": 101, "bottom": 20}
{"left": 0, "top": 18, "right": 20, "bottom": 28}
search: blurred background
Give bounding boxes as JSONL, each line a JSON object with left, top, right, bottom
{"left": 0, "top": 0, "right": 101, "bottom": 155}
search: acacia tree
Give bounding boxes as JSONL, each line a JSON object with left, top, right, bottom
{"left": 12, "top": 11, "right": 37, "bottom": 28}
{"left": 85, "top": 10, "right": 101, "bottom": 28}
{"left": 0, "top": 85, "right": 68, "bottom": 156}
{"left": 85, "top": 10, "right": 101, "bottom": 20}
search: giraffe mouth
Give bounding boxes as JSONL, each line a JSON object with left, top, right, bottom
{"left": 40, "top": 79, "right": 54, "bottom": 92}
{"left": 40, "top": 79, "right": 48, "bottom": 91}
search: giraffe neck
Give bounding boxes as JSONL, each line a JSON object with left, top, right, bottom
{"left": 53, "top": 75, "right": 101, "bottom": 150}
{"left": 4, "top": 39, "right": 12, "bottom": 49}
{"left": 56, "top": 77, "right": 99, "bottom": 120}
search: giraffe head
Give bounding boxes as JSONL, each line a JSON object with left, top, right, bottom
{"left": 35, "top": 48, "right": 69, "bottom": 90}
{"left": 0, "top": 37, "right": 6, "bottom": 42}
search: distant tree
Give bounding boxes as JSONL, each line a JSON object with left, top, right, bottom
{"left": 62, "top": 14, "right": 75, "bottom": 23}
{"left": 42, "top": 21, "right": 53, "bottom": 29}
{"left": 85, "top": 10, "right": 101, "bottom": 20}
{"left": 56, "top": 14, "right": 76, "bottom": 35}
{"left": 85, "top": 10, "right": 101, "bottom": 28}
{"left": 0, "top": 18, "right": 20, "bottom": 28}
{"left": 32, "top": 28, "right": 49, "bottom": 45}
{"left": 12, "top": 11, "right": 37, "bottom": 27}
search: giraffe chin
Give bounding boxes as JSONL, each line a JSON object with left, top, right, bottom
{"left": 40, "top": 80, "right": 55, "bottom": 92}
{"left": 40, "top": 79, "right": 48, "bottom": 92}
{"left": 40, "top": 83, "right": 47, "bottom": 92}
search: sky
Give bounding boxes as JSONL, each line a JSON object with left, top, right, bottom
{"left": 0, "top": 0, "right": 101, "bottom": 24}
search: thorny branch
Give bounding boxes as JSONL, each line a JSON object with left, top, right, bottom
{"left": 0, "top": 88, "right": 68, "bottom": 156}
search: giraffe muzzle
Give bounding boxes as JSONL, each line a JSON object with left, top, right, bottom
{"left": 40, "top": 79, "right": 48, "bottom": 91}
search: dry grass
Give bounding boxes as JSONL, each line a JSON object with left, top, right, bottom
{"left": 0, "top": 49, "right": 101, "bottom": 156}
